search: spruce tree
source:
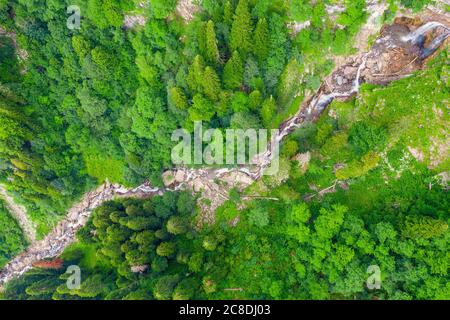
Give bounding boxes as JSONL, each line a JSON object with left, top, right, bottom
{"left": 167, "top": 216, "right": 188, "bottom": 235}
{"left": 230, "top": 0, "right": 253, "bottom": 54}
{"left": 205, "top": 20, "right": 220, "bottom": 64}
{"left": 173, "top": 278, "right": 196, "bottom": 300}
{"left": 253, "top": 18, "right": 270, "bottom": 63}
{"left": 168, "top": 87, "right": 188, "bottom": 110}
{"left": 260, "top": 96, "right": 276, "bottom": 128}
{"left": 156, "top": 242, "right": 177, "bottom": 257}
{"left": 187, "top": 55, "right": 205, "bottom": 93}
{"left": 223, "top": 51, "right": 244, "bottom": 90}
{"left": 153, "top": 275, "right": 180, "bottom": 300}
{"left": 202, "top": 67, "right": 221, "bottom": 100}
{"left": 189, "top": 94, "right": 215, "bottom": 122}
{"left": 224, "top": 1, "right": 234, "bottom": 25}
{"left": 197, "top": 22, "right": 207, "bottom": 58}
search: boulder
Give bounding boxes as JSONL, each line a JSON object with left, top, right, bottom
{"left": 294, "top": 152, "right": 311, "bottom": 173}
{"left": 162, "top": 171, "right": 176, "bottom": 187}
{"left": 131, "top": 265, "right": 149, "bottom": 273}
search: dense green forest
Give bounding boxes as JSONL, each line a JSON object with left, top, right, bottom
{"left": 0, "top": 0, "right": 396, "bottom": 237}
{"left": 3, "top": 51, "right": 449, "bottom": 300}
{"left": 0, "top": 0, "right": 448, "bottom": 301}
{"left": 0, "top": 0, "right": 440, "bottom": 235}
{"left": 0, "top": 199, "right": 26, "bottom": 268}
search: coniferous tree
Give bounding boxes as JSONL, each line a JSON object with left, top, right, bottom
{"left": 205, "top": 20, "right": 220, "bottom": 64}
{"left": 167, "top": 216, "right": 188, "bottom": 235}
{"left": 202, "top": 67, "right": 221, "bottom": 100}
{"left": 189, "top": 94, "right": 215, "bottom": 122}
{"left": 197, "top": 22, "right": 207, "bottom": 58}
{"left": 187, "top": 55, "right": 205, "bottom": 93}
{"left": 223, "top": 1, "right": 234, "bottom": 25}
{"left": 253, "top": 18, "right": 270, "bottom": 63}
{"left": 230, "top": 0, "right": 253, "bottom": 54}
{"left": 173, "top": 278, "right": 197, "bottom": 300}
{"left": 401, "top": 216, "right": 449, "bottom": 240}
{"left": 260, "top": 96, "right": 276, "bottom": 128}
{"left": 153, "top": 275, "right": 180, "bottom": 300}
{"left": 248, "top": 90, "right": 262, "bottom": 111}
{"left": 223, "top": 51, "right": 244, "bottom": 90}
{"left": 202, "top": 236, "right": 218, "bottom": 251}
{"left": 156, "top": 241, "right": 177, "bottom": 257}
{"left": 168, "top": 87, "right": 188, "bottom": 110}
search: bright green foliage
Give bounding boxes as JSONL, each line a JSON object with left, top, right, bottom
{"left": 0, "top": 0, "right": 313, "bottom": 232}
{"left": 173, "top": 278, "right": 197, "bottom": 300}
{"left": 277, "top": 59, "right": 302, "bottom": 108}
{"left": 248, "top": 207, "right": 269, "bottom": 227}
{"left": 223, "top": 1, "right": 234, "bottom": 25}
{"left": 202, "top": 236, "right": 218, "bottom": 251}
{"left": 401, "top": 216, "right": 449, "bottom": 240}
{"left": 286, "top": 203, "right": 311, "bottom": 243}
{"left": 223, "top": 51, "right": 244, "bottom": 90}
{"left": 187, "top": 55, "right": 206, "bottom": 93}
{"left": 153, "top": 275, "right": 180, "bottom": 300}
{"left": 289, "top": 0, "right": 313, "bottom": 21}
{"left": 314, "top": 205, "right": 347, "bottom": 239}
{"left": 71, "top": 36, "right": 90, "bottom": 60}
{"left": 205, "top": 20, "right": 220, "bottom": 64}
{"left": 335, "top": 152, "right": 380, "bottom": 180}
{"left": 337, "top": 0, "right": 367, "bottom": 35}
{"left": 260, "top": 96, "right": 277, "bottom": 128}
{"left": 0, "top": 199, "right": 27, "bottom": 268}
{"left": 3, "top": 192, "right": 206, "bottom": 300}
{"left": 150, "top": 0, "right": 177, "bottom": 19}
{"left": 264, "top": 13, "right": 288, "bottom": 90}
{"left": 168, "top": 87, "right": 188, "bottom": 110}
{"left": 202, "top": 67, "right": 221, "bottom": 101}
{"left": 253, "top": 18, "right": 270, "bottom": 63}
{"left": 400, "top": 0, "right": 433, "bottom": 12}
{"left": 348, "top": 122, "right": 388, "bottom": 155}
{"left": 189, "top": 94, "right": 215, "bottom": 122}
{"left": 157, "top": 242, "right": 177, "bottom": 257}
{"left": 230, "top": 0, "right": 253, "bottom": 54}
{"left": 167, "top": 216, "right": 188, "bottom": 235}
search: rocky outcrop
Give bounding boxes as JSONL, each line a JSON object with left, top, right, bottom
{"left": 123, "top": 15, "right": 146, "bottom": 29}
{"left": 162, "top": 168, "right": 255, "bottom": 225}
{"left": 293, "top": 152, "right": 311, "bottom": 174}
{"left": 131, "top": 265, "right": 149, "bottom": 273}
{"left": 176, "top": 0, "right": 198, "bottom": 22}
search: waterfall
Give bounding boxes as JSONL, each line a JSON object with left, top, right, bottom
{"left": 352, "top": 54, "right": 368, "bottom": 93}
{"left": 402, "top": 22, "right": 449, "bottom": 44}
{"left": 400, "top": 21, "right": 450, "bottom": 59}
{"left": 421, "top": 32, "right": 450, "bottom": 59}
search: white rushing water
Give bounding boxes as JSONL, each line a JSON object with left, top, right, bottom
{"left": 402, "top": 22, "right": 450, "bottom": 43}
{"left": 421, "top": 32, "right": 450, "bottom": 58}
